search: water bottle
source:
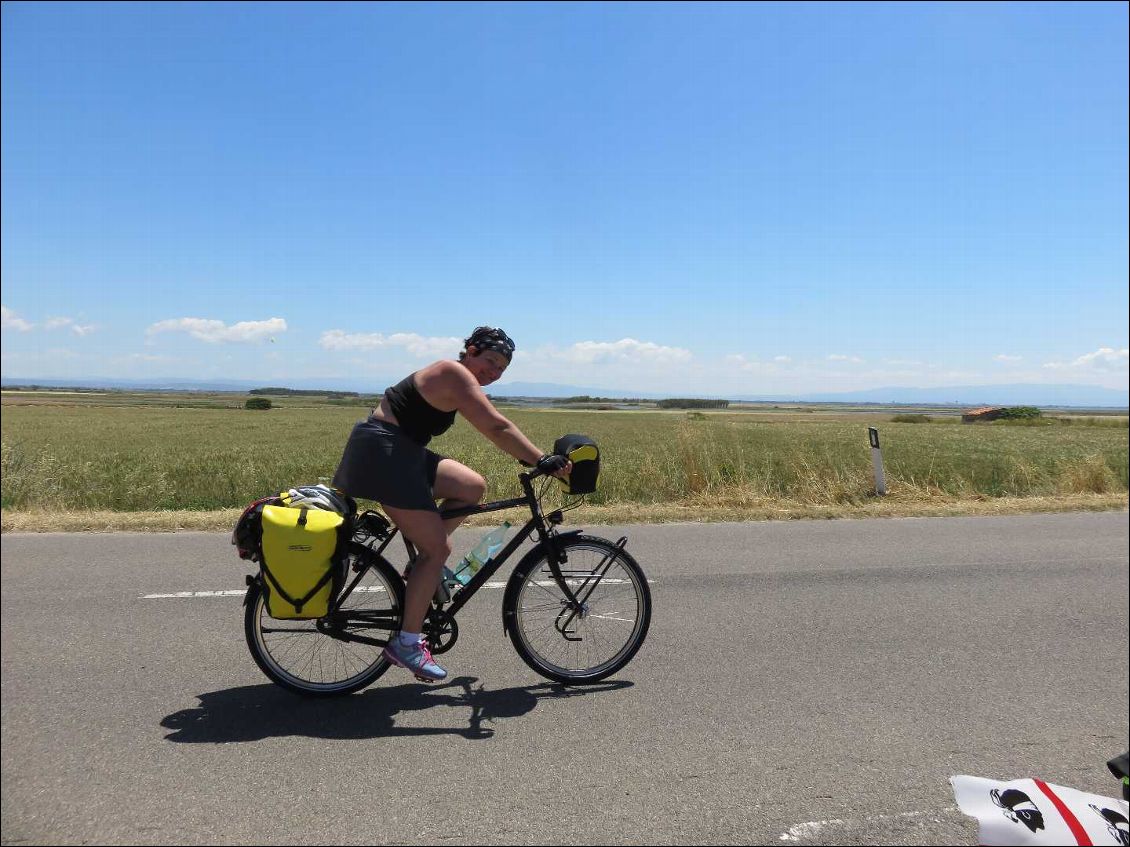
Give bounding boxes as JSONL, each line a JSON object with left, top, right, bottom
{"left": 451, "top": 521, "right": 511, "bottom": 586}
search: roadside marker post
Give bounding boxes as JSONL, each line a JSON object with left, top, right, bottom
{"left": 869, "top": 427, "right": 888, "bottom": 495}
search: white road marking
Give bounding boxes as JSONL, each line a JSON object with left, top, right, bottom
{"left": 141, "top": 577, "right": 650, "bottom": 600}
{"left": 778, "top": 807, "right": 960, "bottom": 842}
{"left": 142, "top": 590, "right": 248, "bottom": 599}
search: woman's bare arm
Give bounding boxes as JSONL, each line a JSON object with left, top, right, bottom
{"left": 423, "top": 362, "right": 544, "bottom": 465}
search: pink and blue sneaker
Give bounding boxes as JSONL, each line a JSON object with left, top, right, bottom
{"left": 383, "top": 634, "right": 447, "bottom": 682}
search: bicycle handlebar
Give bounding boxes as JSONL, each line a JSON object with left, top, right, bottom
{"left": 522, "top": 466, "right": 549, "bottom": 483}
{"left": 521, "top": 454, "right": 569, "bottom": 483}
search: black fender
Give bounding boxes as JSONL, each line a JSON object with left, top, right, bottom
{"left": 501, "top": 530, "right": 584, "bottom": 637}
{"left": 242, "top": 573, "right": 260, "bottom": 607}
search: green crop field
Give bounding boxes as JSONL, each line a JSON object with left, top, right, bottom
{"left": 2, "top": 393, "right": 1126, "bottom": 521}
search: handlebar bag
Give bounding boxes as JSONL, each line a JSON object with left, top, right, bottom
{"left": 259, "top": 504, "right": 346, "bottom": 619}
{"left": 553, "top": 433, "right": 600, "bottom": 494}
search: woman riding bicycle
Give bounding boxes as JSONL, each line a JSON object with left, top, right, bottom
{"left": 332, "top": 326, "right": 571, "bottom": 682}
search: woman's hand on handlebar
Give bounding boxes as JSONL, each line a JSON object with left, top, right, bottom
{"left": 524, "top": 453, "right": 573, "bottom": 481}
{"left": 537, "top": 453, "right": 572, "bottom": 480}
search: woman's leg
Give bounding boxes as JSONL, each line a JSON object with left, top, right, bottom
{"left": 380, "top": 504, "right": 452, "bottom": 635}
{"left": 432, "top": 458, "right": 487, "bottom": 537}
{"left": 380, "top": 461, "right": 483, "bottom": 633}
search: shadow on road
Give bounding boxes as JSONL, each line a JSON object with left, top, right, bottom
{"left": 161, "top": 675, "right": 632, "bottom": 743}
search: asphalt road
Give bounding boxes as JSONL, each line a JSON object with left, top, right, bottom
{"left": 2, "top": 512, "right": 1127, "bottom": 845}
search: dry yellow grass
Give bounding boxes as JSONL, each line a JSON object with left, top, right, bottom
{"left": 3, "top": 400, "right": 1125, "bottom": 535}
{"left": 2, "top": 492, "right": 1125, "bottom": 533}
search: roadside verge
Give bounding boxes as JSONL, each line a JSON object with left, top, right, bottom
{"left": 2, "top": 493, "right": 1126, "bottom": 532}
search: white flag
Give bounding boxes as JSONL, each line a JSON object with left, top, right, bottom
{"left": 951, "top": 775, "right": 1128, "bottom": 846}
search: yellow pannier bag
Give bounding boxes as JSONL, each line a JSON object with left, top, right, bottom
{"left": 259, "top": 504, "right": 345, "bottom": 619}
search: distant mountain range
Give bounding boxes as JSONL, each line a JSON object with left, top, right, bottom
{"left": 747, "top": 383, "right": 1130, "bottom": 408}
{"left": 2, "top": 377, "right": 1126, "bottom": 408}
{"left": 1, "top": 376, "right": 377, "bottom": 393}
{"left": 476, "top": 381, "right": 1129, "bottom": 408}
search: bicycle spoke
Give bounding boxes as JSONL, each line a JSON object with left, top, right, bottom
{"left": 511, "top": 538, "right": 649, "bottom": 682}
{"left": 247, "top": 552, "right": 402, "bottom": 694}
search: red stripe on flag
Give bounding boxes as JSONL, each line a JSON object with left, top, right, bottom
{"left": 1034, "top": 779, "right": 1092, "bottom": 846}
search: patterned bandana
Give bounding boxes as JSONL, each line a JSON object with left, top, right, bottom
{"left": 469, "top": 327, "right": 515, "bottom": 362}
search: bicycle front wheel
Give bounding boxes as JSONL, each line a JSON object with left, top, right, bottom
{"left": 506, "top": 535, "right": 651, "bottom": 684}
{"left": 244, "top": 549, "right": 404, "bottom": 696}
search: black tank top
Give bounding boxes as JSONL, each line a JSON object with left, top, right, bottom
{"left": 382, "top": 373, "right": 457, "bottom": 446}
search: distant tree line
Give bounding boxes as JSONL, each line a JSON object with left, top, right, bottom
{"left": 550, "top": 396, "right": 649, "bottom": 404}
{"left": 250, "top": 387, "right": 360, "bottom": 398}
{"left": 963, "top": 405, "right": 1045, "bottom": 423}
{"left": 998, "top": 406, "right": 1042, "bottom": 419}
{"left": 657, "top": 399, "right": 730, "bottom": 409}
{"left": 2, "top": 384, "right": 113, "bottom": 393}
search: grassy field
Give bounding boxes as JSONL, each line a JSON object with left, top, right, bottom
{"left": 1, "top": 390, "right": 1126, "bottom": 530}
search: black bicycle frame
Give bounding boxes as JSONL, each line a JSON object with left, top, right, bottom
{"left": 440, "top": 470, "right": 582, "bottom": 615}
{"left": 346, "top": 470, "right": 583, "bottom": 617}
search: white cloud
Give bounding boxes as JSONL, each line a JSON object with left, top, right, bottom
{"left": 146, "top": 317, "right": 287, "bottom": 344}
{"left": 491, "top": 338, "right": 695, "bottom": 392}
{"left": 726, "top": 353, "right": 784, "bottom": 374}
{"left": 1043, "top": 346, "right": 1129, "bottom": 372}
{"left": 120, "top": 353, "right": 173, "bottom": 362}
{"left": 1, "top": 305, "right": 34, "bottom": 332}
{"left": 994, "top": 354, "right": 1023, "bottom": 363}
{"left": 319, "top": 330, "right": 462, "bottom": 358}
{"left": 827, "top": 354, "right": 864, "bottom": 364}
{"left": 315, "top": 335, "right": 696, "bottom": 386}
{"left": 773, "top": 355, "right": 792, "bottom": 363}
{"left": 540, "top": 338, "right": 693, "bottom": 366}
{"left": 45, "top": 316, "right": 97, "bottom": 336}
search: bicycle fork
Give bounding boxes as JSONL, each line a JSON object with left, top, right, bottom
{"left": 554, "top": 536, "right": 628, "bottom": 641}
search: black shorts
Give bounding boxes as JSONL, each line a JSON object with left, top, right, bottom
{"left": 331, "top": 418, "right": 445, "bottom": 512}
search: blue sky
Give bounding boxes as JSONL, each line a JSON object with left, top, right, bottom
{"left": 2, "top": 1, "right": 1127, "bottom": 396}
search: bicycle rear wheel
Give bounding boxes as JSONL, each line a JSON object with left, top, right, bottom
{"left": 244, "top": 549, "right": 404, "bottom": 696}
{"left": 506, "top": 535, "right": 651, "bottom": 684}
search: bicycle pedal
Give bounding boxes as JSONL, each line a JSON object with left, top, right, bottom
{"left": 413, "top": 674, "right": 437, "bottom": 684}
